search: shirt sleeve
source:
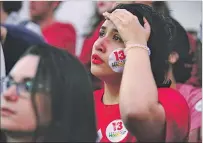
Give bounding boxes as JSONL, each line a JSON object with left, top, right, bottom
{"left": 158, "top": 88, "right": 190, "bottom": 142}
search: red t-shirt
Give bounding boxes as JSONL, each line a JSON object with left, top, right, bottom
{"left": 177, "top": 83, "right": 202, "bottom": 131}
{"left": 42, "top": 22, "right": 76, "bottom": 55}
{"left": 94, "top": 88, "right": 190, "bottom": 142}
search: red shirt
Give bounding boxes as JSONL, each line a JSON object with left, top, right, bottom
{"left": 94, "top": 88, "right": 190, "bottom": 142}
{"left": 42, "top": 22, "right": 76, "bottom": 55}
{"left": 177, "top": 83, "right": 202, "bottom": 131}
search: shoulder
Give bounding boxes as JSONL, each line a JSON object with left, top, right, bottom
{"left": 158, "top": 88, "right": 190, "bottom": 142}
{"left": 2, "top": 24, "right": 44, "bottom": 44}
{"left": 52, "top": 22, "right": 76, "bottom": 33}
{"left": 158, "top": 88, "right": 185, "bottom": 100}
{"left": 158, "top": 88, "right": 189, "bottom": 111}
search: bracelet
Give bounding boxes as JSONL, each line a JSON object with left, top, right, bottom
{"left": 124, "top": 44, "right": 151, "bottom": 56}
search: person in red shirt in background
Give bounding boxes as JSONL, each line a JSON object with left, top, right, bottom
{"left": 29, "top": 1, "right": 76, "bottom": 55}
{"left": 79, "top": 1, "right": 116, "bottom": 90}
{"left": 92, "top": 3, "right": 190, "bottom": 142}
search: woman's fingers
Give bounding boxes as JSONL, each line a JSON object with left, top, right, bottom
{"left": 143, "top": 17, "right": 151, "bottom": 39}
{"left": 103, "top": 12, "right": 122, "bottom": 28}
{"left": 143, "top": 17, "right": 151, "bottom": 33}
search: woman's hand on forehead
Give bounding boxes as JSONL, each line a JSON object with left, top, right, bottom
{"left": 103, "top": 9, "right": 151, "bottom": 46}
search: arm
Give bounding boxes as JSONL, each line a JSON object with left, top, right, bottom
{"left": 120, "top": 45, "right": 166, "bottom": 141}
{"left": 104, "top": 9, "right": 190, "bottom": 142}
{"left": 120, "top": 50, "right": 190, "bottom": 141}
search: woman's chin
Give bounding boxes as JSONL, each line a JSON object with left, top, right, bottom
{"left": 1, "top": 117, "right": 18, "bottom": 131}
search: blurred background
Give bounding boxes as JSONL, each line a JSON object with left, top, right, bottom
{"left": 18, "top": 1, "right": 202, "bottom": 56}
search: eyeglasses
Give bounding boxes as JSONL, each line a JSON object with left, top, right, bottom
{"left": 0, "top": 76, "right": 33, "bottom": 96}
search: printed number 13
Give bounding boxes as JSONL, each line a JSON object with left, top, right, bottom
{"left": 112, "top": 121, "right": 123, "bottom": 131}
{"left": 114, "top": 50, "right": 126, "bottom": 61}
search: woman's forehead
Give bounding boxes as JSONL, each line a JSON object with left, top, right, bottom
{"left": 102, "top": 20, "right": 117, "bottom": 31}
{"left": 10, "top": 55, "right": 40, "bottom": 82}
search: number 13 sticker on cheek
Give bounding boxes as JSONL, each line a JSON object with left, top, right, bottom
{"left": 108, "top": 48, "right": 126, "bottom": 73}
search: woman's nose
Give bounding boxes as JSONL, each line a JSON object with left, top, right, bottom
{"left": 94, "top": 37, "right": 110, "bottom": 53}
{"left": 2, "top": 86, "right": 19, "bottom": 102}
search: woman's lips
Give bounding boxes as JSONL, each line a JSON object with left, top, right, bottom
{"left": 1, "top": 107, "right": 16, "bottom": 117}
{"left": 92, "top": 54, "right": 104, "bottom": 65}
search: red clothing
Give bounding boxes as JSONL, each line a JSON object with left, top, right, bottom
{"left": 94, "top": 88, "right": 190, "bottom": 142}
{"left": 42, "top": 22, "right": 76, "bottom": 55}
{"left": 177, "top": 83, "right": 202, "bottom": 131}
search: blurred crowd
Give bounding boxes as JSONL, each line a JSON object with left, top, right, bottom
{"left": 0, "top": 1, "right": 202, "bottom": 142}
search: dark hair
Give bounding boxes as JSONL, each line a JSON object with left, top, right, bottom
{"left": 151, "top": 2, "right": 193, "bottom": 83}
{"left": 2, "top": 1, "right": 22, "bottom": 14}
{"left": 15, "top": 44, "right": 97, "bottom": 142}
{"left": 152, "top": 1, "right": 170, "bottom": 17}
{"left": 169, "top": 18, "right": 192, "bottom": 83}
{"left": 111, "top": 4, "right": 175, "bottom": 87}
{"left": 83, "top": 3, "right": 104, "bottom": 37}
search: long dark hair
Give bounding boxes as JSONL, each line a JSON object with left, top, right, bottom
{"left": 110, "top": 4, "right": 176, "bottom": 87}
{"left": 2, "top": 1, "right": 22, "bottom": 14}
{"left": 2, "top": 44, "right": 97, "bottom": 142}
{"left": 169, "top": 18, "right": 192, "bottom": 83}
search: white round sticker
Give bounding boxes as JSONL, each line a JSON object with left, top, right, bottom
{"left": 108, "top": 48, "right": 126, "bottom": 73}
{"left": 195, "top": 100, "right": 202, "bottom": 112}
{"left": 106, "top": 119, "right": 128, "bottom": 142}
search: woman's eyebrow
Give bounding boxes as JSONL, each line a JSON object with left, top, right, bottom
{"left": 101, "top": 26, "right": 106, "bottom": 30}
{"left": 112, "top": 28, "right": 118, "bottom": 32}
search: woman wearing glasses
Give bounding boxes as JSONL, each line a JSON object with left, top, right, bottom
{"left": 0, "top": 44, "right": 97, "bottom": 142}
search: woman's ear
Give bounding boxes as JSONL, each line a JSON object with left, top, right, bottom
{"left": 168, "top": 51, "right": 179, "bottom": 64}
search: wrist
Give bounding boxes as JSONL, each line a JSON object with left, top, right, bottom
{"left": 124, "top": 44, "right": 151, "bottom": 56}
{"left": 125, "top": 40, "right": 147, "bottom": 47}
